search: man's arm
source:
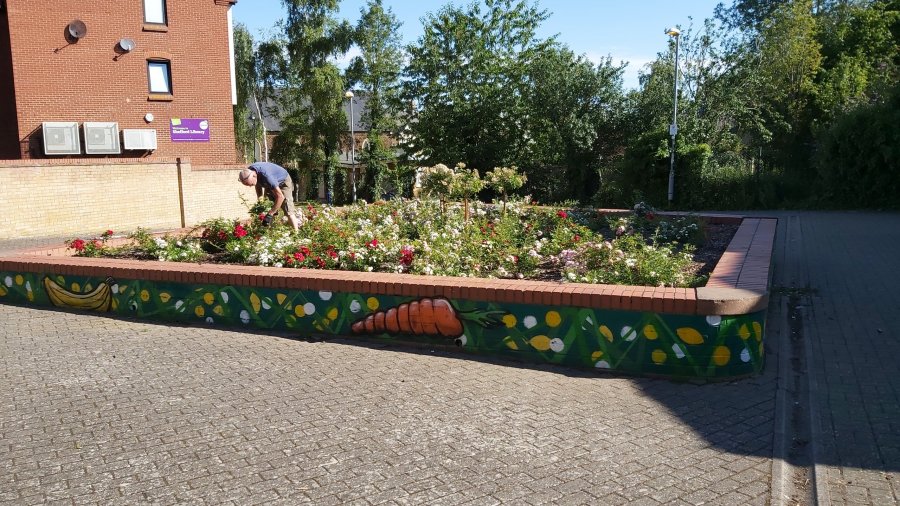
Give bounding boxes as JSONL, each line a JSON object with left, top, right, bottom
{"left": 268, "top": 186, "right": 285, "bottom": 216}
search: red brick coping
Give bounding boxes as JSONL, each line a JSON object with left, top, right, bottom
{"left": 0, "top": 215, "right": 777, "bottom": 316}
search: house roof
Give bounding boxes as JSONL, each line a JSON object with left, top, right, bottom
{"left": 247, "top": 90, "right": 369, "bottom": 134}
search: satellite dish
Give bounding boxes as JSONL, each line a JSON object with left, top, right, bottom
{"left": 67, "top": 20, "right": 87, "bottom": 39}
{"left": 118, "top": 38, "right": 136, "bottom": 52}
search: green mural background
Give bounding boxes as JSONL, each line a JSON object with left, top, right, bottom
{"left": 0, "top": 271, "right": 766, "bottom": 379}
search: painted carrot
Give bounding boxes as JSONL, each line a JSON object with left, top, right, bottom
{"left": 350, "top": 297, "right": 503, "bottom": 339}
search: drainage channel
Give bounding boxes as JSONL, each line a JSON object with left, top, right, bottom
{"left": 773, "top": 288, "right": 817, "bottom": 506}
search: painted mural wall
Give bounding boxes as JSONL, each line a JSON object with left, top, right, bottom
{"left": 0, "top": 271, "right": 766, "bottom": 379}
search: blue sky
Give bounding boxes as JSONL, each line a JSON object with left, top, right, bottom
{"left": 232, "top": 0, "right": 723, "bottom": 89}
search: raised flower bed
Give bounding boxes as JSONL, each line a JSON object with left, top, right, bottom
{"left": 0, "top": 202, "right": 775, "bottom": 380}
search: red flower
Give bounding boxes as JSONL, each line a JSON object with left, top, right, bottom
{"left": 233, "top": 224, "right": 248, "bottom": 238}
{"left": 646, "top": 212, "right": 655, "bottom": 221}
{"left": 300, "top": 246, "right": 311, "bottom": 256}
{"left": 293, "top": 251, "right": 305, "bottom": 262}
{"left": 71, "top": 238, "right": 85, "bottom": 251}
{"left": 368, "top": 238, "right": 379, "bottom": 248}
{"left": 557, "top": 210, "right": 568, "bottom": 219}
{"left": 258, "top": 213, "right": 267, "bottom": 221}
{"left": 399, "top": 246, "right": 415, "bottom": 266}
{"left": 573, "top": 234, "right": 581, "bottom": 243}
{"left": 103, "top": 229, "right": 114, "bottom": 238}
{"left": 315, "top": 257, "right": 326, "bottom": 269}
{"left": 217, "top": 231, "right": 227, "bottom": 241}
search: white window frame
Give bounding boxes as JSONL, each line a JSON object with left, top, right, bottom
{"left": 147, "top": 60, "right": 172, "bottom": 94}
{"left": 143, "top": 0, "right": 167, "bottom": 25}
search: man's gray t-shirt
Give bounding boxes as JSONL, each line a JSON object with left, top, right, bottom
{"left": 249, "top": 162, "right": 289, "bottom": 189}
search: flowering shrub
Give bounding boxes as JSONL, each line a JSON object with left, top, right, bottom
{"left": 419, "top": 164, "right": 455, "bottom": 201}
{"left": 484, "top": 166, "right": 527, "bottom": 199}
{"left": 87, "top": 198, "right": 709, "bottom": 287}
{"left": 608, "top": 202, "right": 705, "bottom": 246}
{"left": 560, "top": 235, "right": 695, "bottom": 286}
{"left": 67, "top": 229, "right": 114, "bottom": 257}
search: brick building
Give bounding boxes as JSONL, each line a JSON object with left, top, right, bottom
{"left": 0, "top": 0, "right": 239, "bottom": 164}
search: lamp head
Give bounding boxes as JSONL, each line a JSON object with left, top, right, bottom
{"left": 345, "top": 90, "right": 354, "bottom": 98}
{"left": 665, "top": 27, "right": 681, "bottom": 37}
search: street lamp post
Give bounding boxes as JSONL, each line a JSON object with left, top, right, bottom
{"left": 345, "top": 90, "right": 357, "bottom": 203}
{"left": 665, "top": 27, "right": 681, "bottom": 204}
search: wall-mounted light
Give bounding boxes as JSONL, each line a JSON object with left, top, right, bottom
{"left": 144, "top": 113, "right": 154, "bottom": 123}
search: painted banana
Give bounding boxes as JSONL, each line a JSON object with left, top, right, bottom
{"left": 43, "top": 276, "right": 115, "bottom": 312}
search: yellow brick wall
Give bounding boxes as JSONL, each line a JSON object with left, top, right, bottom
{"left": 182, "top": 165, "right": 258, "bottom": 226}
{"left": 0, "top": 160, "right": 257, "bottom": 239}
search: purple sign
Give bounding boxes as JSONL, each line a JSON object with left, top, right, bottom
{"left": 170, "top": 118, "right": 210, "bottom": 142}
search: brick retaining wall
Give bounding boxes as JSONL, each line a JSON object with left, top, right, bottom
{"left": 0, "top": 216, "right": 777, "bottom": 379}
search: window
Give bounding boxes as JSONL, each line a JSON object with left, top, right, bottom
{"left": 147, "top": 61, "right": 172, "bottom": 94}
{"left": 143, "top": 0, "right": 167, "bottom": 25}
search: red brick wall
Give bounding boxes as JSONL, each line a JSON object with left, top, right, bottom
{"left": 2, "top": 0, "right": 237, "bottom": 165}
{"left": 0, "top": 6, "right": 19, "bottom": 159}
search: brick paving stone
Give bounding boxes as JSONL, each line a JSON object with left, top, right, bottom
{"left": 765, "top": 211, "right": 900, "bottom": 505}
{"left": 0, "top": 300, "right": 779, "bottom": 504}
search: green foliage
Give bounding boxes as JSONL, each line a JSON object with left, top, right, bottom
{"left": 814, "top": 83, "right": 900, "bottom": 208}
{"left": 237, "top": 0, "right": 899, "bottom": 210}
{"left": 419, "top": 163, "right": 454, "bottom": 201}
{"left": 233, "top": 24, "right": 258, "bottom": 162}
{"left": 562, "top": 234, "right": 696, "bottom": 287}
{"left": 402, "top": 0, "right": 552, "bottom": 170}
{"left": 346, "top": 0, "right": 405, "bottom": 199}
{"left": 346, "top": 0, "right": 404, "bottom": 133}
{"left": 484, "top": 166, "right": 527, "bottom": 201}
{"left": 95, "top": 200, "right": 705, "bottom": 287}
{"left": 357, "top": 132, "right": 395, "bottom": 200}
{"left": 520, "top": 46, "right": 626, "bottom": 203}
{"left": 67, "top": 229, "right": 116, "bottom": 258}
{"left": 449, "top": 164, "right": 484, "bottom": 202}
{"left": 264, "top": 0, "right": 354, "bottom": 204}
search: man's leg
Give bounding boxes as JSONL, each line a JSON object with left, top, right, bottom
{"left": 279, "top": 179, "right": 300, "bottom": 231}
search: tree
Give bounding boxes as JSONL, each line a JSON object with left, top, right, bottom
{"left": 346, "top": 0, "right": 405, "bottom": 200}
{"left": 403, "top": 0, "right": 553, "bottom": 171}
{"left": 814, "top": 0, "right": 899, "bottom": 119}
{"left": 521, "top": 46, "right": 626, "bottom": 203}
{"left": 233, "top": 24, "right": 258, "bottom": 163}
{"left": 347, "top": 0, "right": 404, "bottom": 132}
{"left": 271, "top": 0, "right": 354, "bottom": 203}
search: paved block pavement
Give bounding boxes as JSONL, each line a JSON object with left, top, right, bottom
{"left": 769, "top": 212, "right": 900, "bottom": 505}
{"left": 1, "top": 211, "right": 899, "bottom": 505}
